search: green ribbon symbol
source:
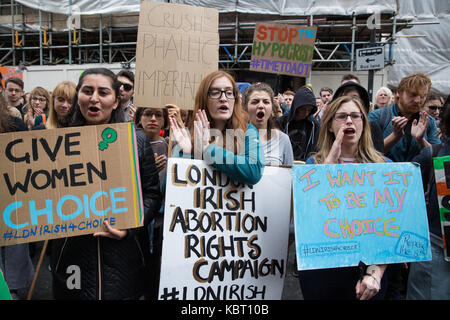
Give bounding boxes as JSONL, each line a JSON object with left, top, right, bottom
{"left": 98, "top": 127, "right": 118, "bottom": 151}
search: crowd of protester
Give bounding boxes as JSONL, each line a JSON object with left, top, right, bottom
{"left": 0, "top": 67, "right": 448, "bottom": 300}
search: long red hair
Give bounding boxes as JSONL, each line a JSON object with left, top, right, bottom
{"left": 191, "top": 70, "right": 248, "bottom": 154}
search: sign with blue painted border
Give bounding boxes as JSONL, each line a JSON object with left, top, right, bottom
{"left": 292, "top": 162, "right": 431, "bottom": 270}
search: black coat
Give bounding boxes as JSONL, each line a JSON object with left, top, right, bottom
{"left": 51, "top": 129, "right": 161, "bottom": 300}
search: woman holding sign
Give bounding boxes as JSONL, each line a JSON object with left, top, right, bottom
{"left": 242, "top": 82, "right": 293, "bottom": 166}
{"left": 50, "top": 68, "right": 161, "bottom": 300}
{"left": 170, "top": 70, "right": 265, "bottom": 185}
{"left": 300, "top": 96, "right": 390, "bottom": 300}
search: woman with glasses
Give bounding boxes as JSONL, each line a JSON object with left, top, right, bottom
{"left": 299, "top": 96, "right": 391, "bottom": 300}
{"left": 170, "top": 70, "right": 265, "bottom": 185}
{"left": 25, "top": 86, "right": 50, "bottom": 129}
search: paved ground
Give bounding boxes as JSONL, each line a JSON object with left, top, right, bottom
{"left": 26, "top": 240, "right": 303, "bottom": 300}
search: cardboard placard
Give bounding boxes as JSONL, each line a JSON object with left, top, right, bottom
{"left": 158, "top": 158, "right": 291, "bottom": 300}
{"left": 250, "top": 23, "right": 317, "bottom": 77}
{"left": 293, "top": 162, "right": 431, "bottom": 270}
{"left": 432, "top": 155, "right": 450, "bottom": 261}
{"left": 0, "top": 123, "right": 144, "bottom": 246}
{"left": 134, "top": 1, "right": 219, "bottom": 110}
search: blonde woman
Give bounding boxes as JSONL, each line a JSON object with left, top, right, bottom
{"left": 300, "top": 96, "right": 391, "bottom": 300}
{"left": 374, "top": 87, "right": 393, "bottom": 109}
{"left": 45, "top": 81, "right": 77, "bottom": 129}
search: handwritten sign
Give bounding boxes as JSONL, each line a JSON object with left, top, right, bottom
{"left": 134, "top": 1, "right": 219, "bottom": 110}
{"left": 0, "top": 123, "right": 143, "bottom": 246}
{"left": 292, "top": 162, "right": 431, "bottom": 270}
{"left": 158, "top": 158, "right": 291, "bottom": 300}
{"left": 0, "top": 66, "right": 23, "bottom": 88}
{"left": 433, "top": 155, "right": 450, "bottom": 261}
{"left": 250, "top": 23, "right": 317, "bottom": 77}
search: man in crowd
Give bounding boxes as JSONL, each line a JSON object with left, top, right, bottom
{"left": 368, "top": 72, "right": 440, "bottom": 162}
{"left": 117, "top": 69, "right": 135, "bottom": 122}
{"left": 4, "top": 77, "right": 25, "bottom": 118}
{"left": 317, "top": 87, "right": 333, "bottom": 120}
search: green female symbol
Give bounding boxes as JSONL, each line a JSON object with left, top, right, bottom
{"left": 98, "top": 127, "right": 118, "bottom": 151}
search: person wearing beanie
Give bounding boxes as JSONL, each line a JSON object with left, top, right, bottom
{"left": 277, "top": 87, "right": 320, "bottom": 161}
{"left": 331, "top": 81, "right": 385, "bottom": 153}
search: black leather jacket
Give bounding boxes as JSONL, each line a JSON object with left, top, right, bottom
{"left": 51, "top": 129, "right": 161, "bottom": 300}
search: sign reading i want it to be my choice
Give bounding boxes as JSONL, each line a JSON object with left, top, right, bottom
{"left": 293, "top": 162, "right": 432, "bottom": 270}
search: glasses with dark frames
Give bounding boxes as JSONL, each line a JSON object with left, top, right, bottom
{"left": 333, "top": 112, "right": 364, "bottom": 122}
{"left": 208, "top": 89, "right": 235, "bottom": 100}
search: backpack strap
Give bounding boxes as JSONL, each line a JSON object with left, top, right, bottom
{"left": 379, "top": 104, "right": 392, "bottom": 133}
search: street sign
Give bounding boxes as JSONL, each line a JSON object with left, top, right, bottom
{"left": 356, "top": 47, "right": 384, "bottom": 71}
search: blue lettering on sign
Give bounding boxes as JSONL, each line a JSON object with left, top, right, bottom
{"left": 2, "top": 187, "right": 127, "bottom": 230}
{"left": 395, "top": 232, "right": 429, "bottom": 260}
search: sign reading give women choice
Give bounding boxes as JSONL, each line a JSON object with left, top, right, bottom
{"left": 0, "top": 123, "right": 144, "bottom": 246}
{"left": 159, "top": 158, "right": 291, "bottom": 300}
{"left": 293, "top": 162, "right": 431, "bottom": 270}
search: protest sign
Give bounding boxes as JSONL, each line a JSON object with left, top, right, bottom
{"left": 158, "top": 158, "right": 291, "bottom": 300}
{"left": 433, "top": 155, "right": 450, "bottom": 261}
{"left": 292, "top": 162, "right": 431, "bottom": 270}
{"left": 250, "top": 23, "right": 317, "bottom": 77}
{"left": 134, "top": 1, "right": 219, "bottom": 110}
{"left": 0, "top": 66, "right": 23, "bottom": 87}
{"left": 0, "top": 123, "right": 143, "bottom": 246}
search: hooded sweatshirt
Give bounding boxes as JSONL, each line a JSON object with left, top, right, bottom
{"left": 278, "top": 87, "right": 320, "bottom": 161}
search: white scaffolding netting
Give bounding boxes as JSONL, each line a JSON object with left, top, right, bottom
{"left": 11, "top": 0, "right": 450, "bottom": 93}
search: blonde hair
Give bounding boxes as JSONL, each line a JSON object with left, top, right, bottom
{"left": 46, "top": 81, "right": 76, "bottom": 129}
{"left": 312, "top": 96, "right": 386, "bottom": 164}
{"left": 375, "top": 86, "right": 393, "bottom": 106}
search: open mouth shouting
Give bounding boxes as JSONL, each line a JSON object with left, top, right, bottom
{"left": 343, "top": 127, "right": 356, "bottom": 136}
{"left": 87, "top": 106, "right": 101, "bottom": 116}
{"left": 256, "top": 110, "right": 266, "bottom": 122}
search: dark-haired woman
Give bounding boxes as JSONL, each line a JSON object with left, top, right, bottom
{"left": 50, "top": 68, "right": 161, "bottom": 300}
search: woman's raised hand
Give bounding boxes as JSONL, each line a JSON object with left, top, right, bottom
{"left": 193, "top": 109, "right": 211, "bottom": 158}
{"left": 170, "top": 116, "right": 192, "bottom": 154}
{"left": 324, "top": 124, "right": 345, "bottom": 164}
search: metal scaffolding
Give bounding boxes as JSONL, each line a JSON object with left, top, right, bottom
{"left": 0, "top": 0, "right": 429, "bottom": 73}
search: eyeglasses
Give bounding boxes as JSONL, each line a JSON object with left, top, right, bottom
{"left": 334, "top": 112, "right": 364, "bottom": 122}
{"left": 119, "top": 82, "right": 133, "bottom": 91}
{"left": 428, "top": 105, "right": 443, "bottom": 112}
{"left": 31, "top": 97, "right": 47, "bottom": 103}
{"left": 142, "top": 111, "right": 163, "bottom": 118}
{"left": 208, "top": 89, "right": 235, "bottom": 100}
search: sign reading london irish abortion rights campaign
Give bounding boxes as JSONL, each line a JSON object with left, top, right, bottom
{"left": 250, "top": 23, "right": 317, "bottom": 77}
{"left": 0, "top": 123, "right": 144, "bottom": 246}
